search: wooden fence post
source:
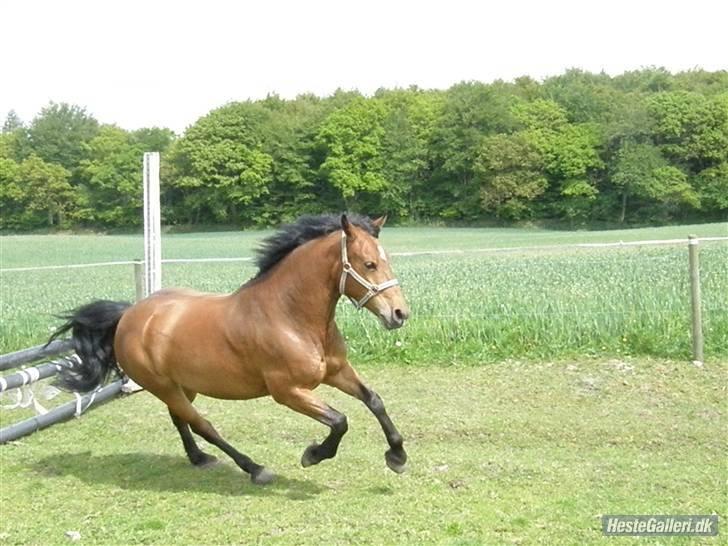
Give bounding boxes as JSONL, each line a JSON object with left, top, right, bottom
{"left": 688, "top": 235, "right": 704, "bottom": 364}
{"left": 126, "top": 260, "right": 146, "bottom": 393}
{"left": 134, "top": 260, "right": 144, "bottom": 302}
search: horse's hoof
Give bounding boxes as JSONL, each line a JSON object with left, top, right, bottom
{"left": 385, "top": 448, "right": 407, "bottom": 474}
{"left": 251, "top": 467, "right": 275, "bottom": 485}
{"left": 192, "top": 453, "right": 219, "bottom": 469}
{"left": 301, "top": 443, "right": 321, "bottom": 468}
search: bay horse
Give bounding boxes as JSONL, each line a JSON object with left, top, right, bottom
{"left": 49, "top": 214, "right": 409, "bottom": 485}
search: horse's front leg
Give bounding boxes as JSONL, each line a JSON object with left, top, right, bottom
{"left": 269, "top": 384, "right": 348, "bottom": 467}
{"left": 325, "top": 362, "right": 407, "bottom": 473}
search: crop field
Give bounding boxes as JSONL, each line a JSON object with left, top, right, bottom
{"left": 1, "top": 222, "right": 727, "bottom": 360}
{"left": 1, "top": 223, "right": 726, "bottom": 545}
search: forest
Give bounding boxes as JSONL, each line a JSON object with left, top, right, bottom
{"left": 1, "top": 67, "right": 726, "bottom": 230}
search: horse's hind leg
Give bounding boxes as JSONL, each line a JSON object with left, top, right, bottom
{"left": 168, "top": 390, "right": 218, "bottom": 468}
{"left": 163, "top": 388, "right": 274, "bottom": 485}
{"left": 170, "top": 413, "right": 217, "bottom": 467}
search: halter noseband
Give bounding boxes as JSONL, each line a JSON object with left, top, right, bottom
{"left": 339, "top": 231, "right": 399, "bottom": 310}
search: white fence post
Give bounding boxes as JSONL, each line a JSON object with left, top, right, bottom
{"left": 143, "top": 152, "right": 162, "bottom": 297}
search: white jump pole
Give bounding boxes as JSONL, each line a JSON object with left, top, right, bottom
{"left": 143, "top": 152, "right": 162, "bottom": 297}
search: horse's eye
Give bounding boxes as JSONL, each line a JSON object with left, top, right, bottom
{"left": 365, "top": 261, "right": 377, "bottom": 270}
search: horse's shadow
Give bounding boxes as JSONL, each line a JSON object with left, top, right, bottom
{"left": 32, "top": 451, "right": 327, "bottom": 500}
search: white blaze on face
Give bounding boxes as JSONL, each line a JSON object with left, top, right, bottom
{"left": 377, "top": 244, "right": 388, "bottom": 262}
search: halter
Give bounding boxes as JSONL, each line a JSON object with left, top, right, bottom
{"left": 339, "top": 231, "right": 399, "bottom": 310}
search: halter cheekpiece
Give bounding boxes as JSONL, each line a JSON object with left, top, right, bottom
{"left": 339, "top": 231, "right": 399, "bottom": 309}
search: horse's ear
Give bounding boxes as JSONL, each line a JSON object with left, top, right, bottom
{"left": 372, "top": 215, "right": 387, "bottom": 229}
{"left": 341, "top": 214, "right": 354, "bottom": 238}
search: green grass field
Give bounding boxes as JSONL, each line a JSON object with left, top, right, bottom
{"left": 1, "top": 359, "right": 725, "bottom": 545}
{"left": 1, "top": 223, "right": 727, "bottom": 545}
{"left": 1, "top": 222, "right": 727, "bottom": 360}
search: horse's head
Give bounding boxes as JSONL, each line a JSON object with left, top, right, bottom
{"left": 339, "top": 214, "right": 410, "bottom": 330}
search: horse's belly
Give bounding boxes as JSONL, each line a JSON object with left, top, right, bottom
{"left": 174, "top": 355, "right": 269, "bottom": 400}
{"left": 150, "top": 331, "right": 268, "bottom": 399}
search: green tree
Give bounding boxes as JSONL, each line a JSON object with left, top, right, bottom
{"left": 316, "top": 97, "right": 389, "bottom": 209}
{"left": 611, "top": 140, "right": 698, "bottom": 222}
{"left": 429, "top": 82, "right": 518, "bottom": 219}
{"left": 251, "top": 94, "right": 329, "bottom": 224}
{"left": 612, "top": 67, "right": 674, "bottom": 93}
{"left": 5, "top": 68, "right": 727, "bottom": 231}
{"left": 694, "top": 162, "right": 728, "bottom": 212}
{"left": 673, "top": 69, "right": 728, "bottom": 95}
{"left": 0, "top": 134, "right": 23, "bottom": 228}
{"left": 513, "top": 99, "right": 603, "bottom": 221}
{"left": 377, "top": 88, "right": 443, "bottom": 219}
{"left": 0, "top": 154, "right": 75, "bottom": 228}
{"left": 647, "top": 91, "right": 728, "bottom": 169}
{"left": 1, "top": 111, "right": 31, "bottom": 162}
{"left": 133, "top": 127, "right": 176, "bottom": 153}
{"left": 27, "top": 103, "right": 99, "bottom": 172}
{"left": 77, "top": 125, "right": 173, "bottom": 226}
{"left": 475, "top": 132, "right": 547, "bottom": 219}
{"left": 167, "top": 102, "right": 273, "bottom": 224}
{"left": 542, "top": 69, "right": 620, "bottom": 123}
{"left": 2, "top": 110, "right": 23, "bottom": 133}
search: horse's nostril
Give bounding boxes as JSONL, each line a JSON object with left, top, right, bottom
{"left": 394, "top": 308, "right": 405, "bottom": 321}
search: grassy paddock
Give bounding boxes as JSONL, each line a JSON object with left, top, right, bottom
{"left": 0, "top": 358, "right": 725, "bottom": 545}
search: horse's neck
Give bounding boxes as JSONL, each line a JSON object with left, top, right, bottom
{"left": 247, "top": 234, "right": 340, "bottom": 332}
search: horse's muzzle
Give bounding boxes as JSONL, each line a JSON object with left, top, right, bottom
{"left": 380, "top": 307, "right": 409, "bottom": 330}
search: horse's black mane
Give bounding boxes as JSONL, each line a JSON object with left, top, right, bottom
{"left": 254, "top": 213, "right": 379, "bottom": 278}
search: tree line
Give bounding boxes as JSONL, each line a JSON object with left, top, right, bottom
{"left": 1, "top": 67, "right": 726, "bottom": 231}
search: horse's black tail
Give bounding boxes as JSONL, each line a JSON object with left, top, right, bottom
{"left": 48, "top": 300, "right": 132, "bottom": 393}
